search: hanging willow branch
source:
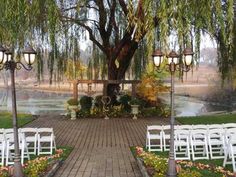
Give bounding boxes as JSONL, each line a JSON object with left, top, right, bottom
{"left": 0, "top": 0, "right": 234, "bottom": 85}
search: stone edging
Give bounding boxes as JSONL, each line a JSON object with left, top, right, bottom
{"left": 43, "top": 159, "right": 63, "bottom": 177}
{"left": 136, "top": 157, "right": 150, "bottom": 177}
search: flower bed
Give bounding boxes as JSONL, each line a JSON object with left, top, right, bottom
{"left": 0, "top": 148, "right": 72, "bottom": 177}
{"left": 133, "top": 146, "right": 234, "bottom": 177}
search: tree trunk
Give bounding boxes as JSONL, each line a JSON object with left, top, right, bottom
{"left": 106, "top": 41, "right": 138, "bottom": 105}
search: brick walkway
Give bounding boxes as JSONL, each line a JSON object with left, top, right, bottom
{"left": 27, "top": 115, "right": 169, "bottom": 177}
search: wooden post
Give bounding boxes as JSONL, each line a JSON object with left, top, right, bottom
{"left": 132, "top": 83, "right": 136, "bottom": 97}
{"left": 103, "top": 81, "right": 107, "bottom": 96}
{"left": 73, "top": 81, "right": 78, "bottom": 100}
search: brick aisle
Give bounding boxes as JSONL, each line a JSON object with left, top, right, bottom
{"left": 26, "top": 115, "right": 169, "bottom": 177}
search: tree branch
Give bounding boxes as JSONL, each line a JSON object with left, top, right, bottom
{"left": 95, "top": 0, "right": 111, "bottom": 51}
{"left": 60, "top": 15, "right": 105, "bottom": 53}
{"left": 62, "top": 4, "right": 99, "bottom": 12}
{"left": 118, "top": 0, "right": 128, "bottom": 16}
{"left": 107, "top": 0, "right": 116, "bottom": 37}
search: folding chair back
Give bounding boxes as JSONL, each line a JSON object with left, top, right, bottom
{"left": 223, "top": 123, "right": 236, "bottom": 129}
{"left": 174, "top": 129, "right": 191, "bottom": 160}
{"left": 146, "top": 125, "right": 163, "bottom": 152}
{"left": 208, "top": 128, "right": 225, "bottom": 159}
{"left": 192, "top": 124, "right": 207, "bottom": 130}
{"left": 208, "top": 124, "right": 223, "bottom": 131}
{"left": 21, "top": 128, "right": 38, "bottom": 155}
{"left": 162, "top": 125, "right": 171, "bottom": 151}
{"left": 177, "top": 125, "right": 192, "bottom": 131}
{"left": 190, "top": 129, "right": 209, "bottom": 160}
{"left": 37, "top": 128, "right": 56, "bottom": 155}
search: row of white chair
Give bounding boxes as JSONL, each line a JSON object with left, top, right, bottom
{"left": 146, "top": 124, "right": 236, "bottom": 159}
{"left": 0, "top": 127, "right": 56, "bottom": 166}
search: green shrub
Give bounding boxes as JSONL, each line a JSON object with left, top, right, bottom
{"left": 67, "top": 98, "right": 79, "bottom": 105}
{"left": 142, "top": 107, "right": 162, "bottom": 117}
{"left": 119, "top": 94, "right": 132, "bottom": 112}
{"left": 129, "top": 97, "right": 142, "bottom": 105}
{"left": 94, "top": 95, "right": 103, "bottom": 111}
{"left": 80, "top": 96, "right": 93, "bottom": 113}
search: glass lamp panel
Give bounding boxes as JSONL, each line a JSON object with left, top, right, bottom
{"left": 173, "top": 57, "right": 179, "bottom": 64}
{"left": 184, "top": 55, "right": 192, "bottom": 66}
{"left": 0, "top": 51, "right": 4, "bottom": 63}
{"left": 3, "top": 54, "right": 8, "bottom": 64}
{"left": 7, "top": 54, "right": 12, "bottom": 61}
{"left": 29, "top": 53, "right": 36, "bottom": 64}
{"left": 24, "top": 53, "right": 36, "bottom": 65}
{"left": 168, "top": 57, "right": 172, "bottom": 64}
{"left": 154, "top": 56, "right": 163, "bottom": 67}
{"left": 24, "top": 53, "right": 30, "bottom": 65}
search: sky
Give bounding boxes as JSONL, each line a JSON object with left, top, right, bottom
{"left": 201, "top": 34, "right": 217, "bottom": 49}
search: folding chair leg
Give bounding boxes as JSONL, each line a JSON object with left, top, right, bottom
{"left": 148, "top": 139, "right": 150, "bottom": 151}
{"left": 34, "top": 140, "right": 37, "bottom": 155}
{"left": 160, "top": 139, "right": 163, "bottom": 152}
{"left": 54, "top": 139, "right": 57, "bottom": 150}
{"left": 37, "top": 140, "right": 40, "bottom": 155}
{"left": 223, "top": 154, "right": 228, "bottom": 167}
{"left": 232, "top": 155, "right": 236, "bottom": 172}
{"left": 50, "top": 141, "right": 53, "bottom": 154}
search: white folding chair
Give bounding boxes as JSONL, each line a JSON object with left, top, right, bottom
{"left": 223, "top": 134, "right": 236, "bottom": 172}
{"left": 21, "top": 128, "right": 38, "bottom": 155}
{"left": 146, "top": 125, "right": 163, "bottom": 152}
{"left": 208, "top": 128, "right": 225, "bottom": 159}
{"left": 0, "top": 134, "right": 5, "bottom": 166}
{"left": 174, "top": 129, "right": 191, "bottom": 160}
{"left": 190, "top": 129, "right": 209, "bottom": 160}
{"left": 5, "top": 132, "right": 30, "bottom": 165}
{"left": 191, "top": 125, "right": 208, "bottom": 151}
{"left": 37, "top": 128, "right": 56, "bottom": 155}
{"left": 162, "top": 125, "right": 170, "bottom": 151}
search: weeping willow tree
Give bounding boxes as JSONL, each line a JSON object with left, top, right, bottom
{"left": 0, "top": 0, "right": 234, "bottom": 102}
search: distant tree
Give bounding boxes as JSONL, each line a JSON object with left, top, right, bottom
{"left": 200, "top": 48, "right": 217, "bottom": 66}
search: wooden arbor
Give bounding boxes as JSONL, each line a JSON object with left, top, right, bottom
{"left": 71, "top": 80, "right": 141, "bottom": 100}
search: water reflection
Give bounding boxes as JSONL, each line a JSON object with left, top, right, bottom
{"left": 0, "top": 88, "right": 72, "bottom": 115}
{"left": 0, "top": 88, "right": 229, "bottom": 116}
{"left": 159, "top": 94, "right": 229, "bottom": 117}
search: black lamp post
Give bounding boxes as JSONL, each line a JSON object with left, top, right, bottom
{"left": 152, "top": 47, "right": 194, "bottom": 177}
{"left": 0, "top": 44, "right": 36, "bottom": 177}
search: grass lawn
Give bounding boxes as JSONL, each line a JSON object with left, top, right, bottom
{"left": 176, "top": 113, "right": 236, "bottom": 125}
{"left": 0, "top": 111, "right": 35, "bottom": 128}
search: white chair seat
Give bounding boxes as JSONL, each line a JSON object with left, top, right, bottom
{"left": 39, "top": 136, "right": 53, "bottom": 142}
{"left": 175, "top": 140, "right": 188, "bottom": 145}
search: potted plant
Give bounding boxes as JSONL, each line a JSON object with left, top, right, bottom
{"left": 129, "top": 97, "right": 141, "bottom": 119}
{"left": 67, "top": 98, "right": 79, "bottom": 120}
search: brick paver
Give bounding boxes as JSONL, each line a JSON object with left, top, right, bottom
{"left": 27, "top": 115, "right": 169, "bottom": 177}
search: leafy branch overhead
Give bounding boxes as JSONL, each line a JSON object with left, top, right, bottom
{"left": 0, "top": 0, "right": 235, "bottom": 84}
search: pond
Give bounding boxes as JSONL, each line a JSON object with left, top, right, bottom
{"left": 0, "top": 88, "right": 229, "bottom": 116}
{"left": 159, "top": 94, "right": 230, "bottom": 117}
{"left": 0, "top": 88, "right": 72, "bottom": 115}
